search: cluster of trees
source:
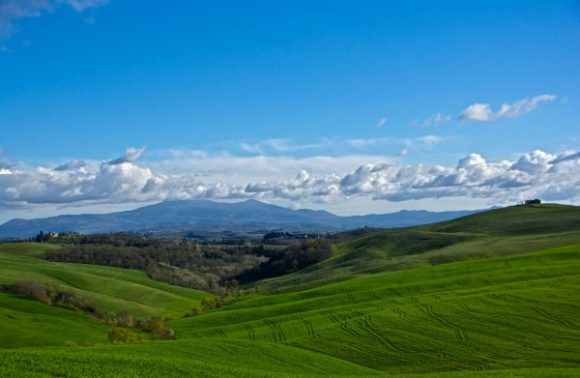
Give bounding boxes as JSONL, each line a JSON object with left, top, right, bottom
{"left": 262, "top": 231, "right": 326, "bottom": 241}
{"left": 2, "top": 280, "right": 99, "bottom": 314}
{"left": 40, "top": 233, "right": 335, "bottom": 292}
{"left": 236, "top": 239, "right": 332, "bottom": 283}
{"left": 184, "top": 285, "right": 259, "bottom": 317}
{"left": 108, "top": 327, "right": 141, "bottom": 344}
{"left": 33, "top": 231, "right": 60, "bottom": 243}
{"left": 107, "top": 316, "right": 175, "bottom": 344}
{"left": 136, "top": 317, "right": 175, "bottom": 339}
{"left": 42, "top": 236, "right": 271, "bottom": 292}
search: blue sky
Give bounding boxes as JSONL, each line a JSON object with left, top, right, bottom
{"left": 0, "top": 0, "right": 579, "bottom": 221}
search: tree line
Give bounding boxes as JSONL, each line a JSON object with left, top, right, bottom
{"left": 40, "top": 233, "right": 333, "bottom": 293}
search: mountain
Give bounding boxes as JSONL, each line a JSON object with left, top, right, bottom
{"left": 0, "top": 199, "right": 478, "bottom": 238}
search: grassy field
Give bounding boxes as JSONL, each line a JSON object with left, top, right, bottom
{"left": 0, "top": 242, "right": 211, "bottom": 348}
{"left": 1, "top": 204, "right": 580, "bottom": 377}
{"left": 257, "top": 204, "right": 580, "bottom": 291}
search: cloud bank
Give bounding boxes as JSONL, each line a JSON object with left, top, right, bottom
{"left": 1, "top": 147, "right": 579, "bottom": 209}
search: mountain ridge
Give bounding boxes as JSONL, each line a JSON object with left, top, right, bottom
{"left": 0, "top": 199, "right": 479, "bottom": 238}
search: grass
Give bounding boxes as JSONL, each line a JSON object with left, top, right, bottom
{"left": 170, "top": 244, "right": 580, "bottom": 374}
{"left": 0, "top": 242, "right": 211, "bottom": 348}
{"left": 1, "top": 204, "right": 580, "bottom": 376}
{"left": 256, "top": 204, "right": 580, "bottom": 291}
{"left": 0, "top": 243, "right": 211, "bottom": 319}
{"left": 0, "top": 292, "right": 111, "bottom": 348}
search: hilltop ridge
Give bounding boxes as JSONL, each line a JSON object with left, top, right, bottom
{"left": 0, "top": 199, "right": 477, "bottom": 238}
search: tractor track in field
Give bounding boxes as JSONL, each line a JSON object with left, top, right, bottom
{"left": 326, "top": 313, "right": 360, "bottom": 337}
{"left": 302, "top": 319, "right": 321, "bottom": 340}
{"left": 393, "top": 307, "right": 407, "bottom": 321}
{"left": 531, "top": 306, "right": 575, "bottom": 328}
{"left": 391, "top": 307, "right": 420, "bottom": 326}
{"left": 244, "top": 324, "right": 255, "bottom": 340}
{"left": 212, "top": 329, "right": 228, "bottom": 339}
{"left": 346, "top": 293, "right": 355, "bottom": 303}
{"left": 483, "top": 292, "right": 576, "bottom": 329}
{"left": 418, "top": 304, "right": 470, "bottom": 345}
{"left": 339, "top": 321, "right": 360, "bottom": 338}
{"left": 320, "top": 310, "right": 400, "bottom": 355}
{"left": 263, "top": 319, "right": 287, "bottom": 343}
{"left": 353, "top": 314, "right": 398, "bottom": 352}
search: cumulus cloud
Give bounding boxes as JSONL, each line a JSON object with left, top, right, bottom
{"left": 551, "top": 151, "right": 580, "bottom": 165}
{"left": 1, "top": 147, "right": 579, "bottom": 209}
{"left": 459, "top": 94, "right": 557, "bottom": 122}
{"left": 0, "top": 0, "right": 108, "bottom": 39}
{"left": 54, "top": 160, "right": 87, "bottom": 171}
{"left": 108, "top": 146, "right": 146, "bottom": 165}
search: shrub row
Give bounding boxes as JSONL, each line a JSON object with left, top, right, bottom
{"left": 2, "top": 280, "right": 175, "bottom": 344}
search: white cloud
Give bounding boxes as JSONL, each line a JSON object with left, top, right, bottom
{"left": 551, "top": 151, "right": 580, "bottom": 164}
{"left": 397, "top": 148, "right": 409, "bottom": 157}
{"left": 415, "top": 113, "right": 452, "bottom": 127}
{"left": 458, "top": 103, "right": 493, "bottom": 122}
{"left": 239, "top": 138, "right": 334, "bottom": 155}
{"left": 390, "top": 135, "right": 446, "bottom": 156}
{"left": 459, "top": 94, "right": 557, "bottom": 122}
{"left": 108, "top": 146, "right": 146, "bottom": 165}
{"left": 345, "top": 138, "right": 390, "bottom": 149}
{"left": 376, "top": 117, "right": 387, "bottom": 128}
{"left": 239, "top": 139, "right": 295, "bottom": 154}
{"left": 1, "top": 147, "right": 579, "bottom": 212}
{"left": 415, "top": 135, "right": 444, "bottom": 147}
{"left": 0, "top": 0, "right": 108, "bottom": 39}
{"left": 54, "top": 160, "right": 87, "bottom": 171}
{"left": 236, "top": 136, "right": 448, "bottom": 157}
{"left": 64, "top": 0, "right": 109, "bottom": 13}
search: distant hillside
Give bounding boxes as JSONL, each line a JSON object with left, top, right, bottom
{"left": 430, "top": 203, "right": 580, "bottom": 235}
{"left": 258, "top": 203, "right": 580, "bottom": 291}
{"left": 0, "top": 199, "right": 477, "bottom": 238}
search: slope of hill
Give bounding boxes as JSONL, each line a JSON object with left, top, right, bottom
{"left": 1, "top": 204, "right": 580, "bottom": 377}
{"left": 0, "top": 243, "right": 211, "bottom": 348}
{"left": 257, "top": 204, "right": 580, "bottom": 291}
{"left": 0, "top": 199, "right": 477, "bottom": 238}
{"left": 168, "top": 243, "right": 580, "bottom": 375}
{"left": 430, "top": 203, "right": 580, "bottom": 235}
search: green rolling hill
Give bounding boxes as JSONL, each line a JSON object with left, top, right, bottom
{"left": 1, "top": 204, "right": 580, "bottom": 377}
{"left": 0, "top": 243, "right": 211, "bottom": 348}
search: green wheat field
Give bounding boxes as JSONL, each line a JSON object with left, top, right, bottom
{"left": 1, "top": 204, "right": 580, "bottom": 377}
